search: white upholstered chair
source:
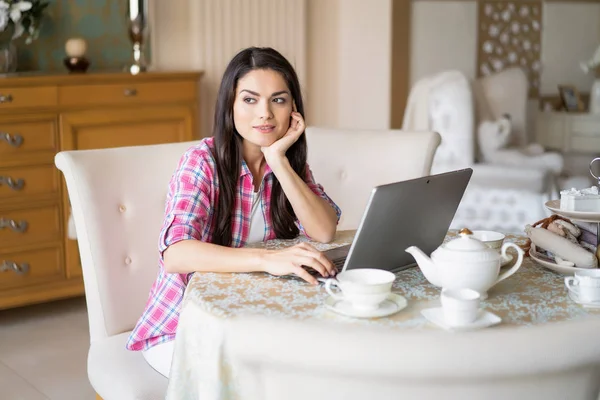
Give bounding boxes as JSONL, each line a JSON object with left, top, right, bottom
{"left": 403, "top": 69, "right": 558, "bottom": 233}
{"left": 54, "top": 129, "right": 439, "bottom": 398}
{"left": 305, "top": 127, "right": 441, "bottom": 230}
{"left": 227, "top": 315, "right": 600, "bottom": 400}
{"left": 55, "top": 141, "right": 200, "bottom": 400}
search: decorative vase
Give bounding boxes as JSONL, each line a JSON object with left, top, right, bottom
{"left": 0, "top": 26, "right": 17, "bottom": 74}
{"left": 589, "top": 79, "right": 600, "bottom": 114}
{"left": 127, "top": 0, "right": 149, "bottom": 75}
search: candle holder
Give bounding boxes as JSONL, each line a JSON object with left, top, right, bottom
{"left": 127, "top": 0, "right": 149, "bottom": 75}
{"left": 64, "top": 57, "right": 90, "bottom": 73}
{"left": 63, "top": 38, "right": 90, "bottom": 73}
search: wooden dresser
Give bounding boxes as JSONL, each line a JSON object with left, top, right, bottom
{"left": 0, "top": 71, "right": 203, "bottom": 310}
{"left": 535, "top": 111, "right": 600, "bottom": 155}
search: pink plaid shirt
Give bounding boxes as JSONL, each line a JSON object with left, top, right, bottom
{"left": 126, "top": 137, "right": 341, "bottom": 351}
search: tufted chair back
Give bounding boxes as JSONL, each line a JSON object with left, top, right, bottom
{"left": 402, "top": 71, "right": 474, "bottom": 175}
{"left": 55, "top": 141, "right": 200, "bottom": 344}
{"left": 305, "top": 128, "right": 441, "bottom": 231}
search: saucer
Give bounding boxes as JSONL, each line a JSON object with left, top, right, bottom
{"left": 566, "top": 287, "right": 600, "bottom": 309}
{"left": 421, "top": 307, "right": 502, "bottom": 331}
{"left": 324, "top": 293, "right": 407, "bottom": 319}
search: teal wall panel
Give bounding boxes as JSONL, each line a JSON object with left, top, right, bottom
{"left": 15, "top": 0, "right": 150, "bottom": 72}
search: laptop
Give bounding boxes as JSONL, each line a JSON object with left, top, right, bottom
{"left": 320, "top": 168, "right": 473, "bottom": 277}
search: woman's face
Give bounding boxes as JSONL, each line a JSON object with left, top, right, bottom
{"left": 233, "top": 68, "right": 293, "bottom": 149}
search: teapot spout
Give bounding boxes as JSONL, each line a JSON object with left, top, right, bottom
{"left": 405, "top": 246, "right": 441, "bottom": 287}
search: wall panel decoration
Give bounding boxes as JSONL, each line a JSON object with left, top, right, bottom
{"left": 477, "top": 1, "right": 542, "bottom": 98}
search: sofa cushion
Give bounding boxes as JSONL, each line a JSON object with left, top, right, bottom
{"left": 469, "top": 164, "right": 555, "bottom": 194}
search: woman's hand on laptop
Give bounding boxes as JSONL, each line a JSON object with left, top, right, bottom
{"left": 260, "top": 242, "right": 336, "bottom": 285}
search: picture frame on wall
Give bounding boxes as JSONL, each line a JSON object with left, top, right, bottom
{"left": 558, "top": 84, "right": 585, "bottom": 112}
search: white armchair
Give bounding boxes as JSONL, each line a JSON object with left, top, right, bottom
{"left": 403, "top": 68, "right": 559, "bottom": 233}
{"left": 55, "top": 141, "right": 201, "bottom": 400}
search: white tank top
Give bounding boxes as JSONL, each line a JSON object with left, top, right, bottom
{"left": 247, "top": 190, "right": 266, "bottom": 243}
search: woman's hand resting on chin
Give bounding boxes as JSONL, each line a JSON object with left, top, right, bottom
{"left": 261, "top": 111, "right": 304, "bottom": 164}
{"left": 260, "top": 242, "right": 336, "bottom": 285}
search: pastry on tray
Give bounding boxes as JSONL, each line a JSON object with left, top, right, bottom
{"left": 525, "top": 215, "right": 598, "bottom": 269}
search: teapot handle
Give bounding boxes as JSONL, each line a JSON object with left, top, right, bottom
{"left": 495, "top": 243, "right": 524, "bottom": 285}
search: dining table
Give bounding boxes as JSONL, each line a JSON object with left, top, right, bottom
{"left": 165, "top": 230, "right": 600, "bottom": 400}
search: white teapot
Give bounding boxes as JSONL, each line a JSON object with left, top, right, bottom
{"left": 405, "top": 228, "right": 524, "bottom": 299}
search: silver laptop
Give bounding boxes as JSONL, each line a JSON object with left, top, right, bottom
{"left": 322, "top": 168, "right": 473, "bottom": 276}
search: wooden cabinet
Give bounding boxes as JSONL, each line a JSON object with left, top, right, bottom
{"left": 0, "top": 71, "right": 202, "bottom": 310}
{"left": 535, "top": 111, "right": 600, "bottom": 154}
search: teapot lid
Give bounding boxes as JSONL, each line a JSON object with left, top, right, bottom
{"left": 433, "top": 228, "right": 500, "bottom": 263}
{"left": 445, "top": 228, "right": 489, "bottom": 251}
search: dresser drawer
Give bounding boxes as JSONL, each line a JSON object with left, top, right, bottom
{"left": 0, "top": 86, "right": 57, "bottom": 110}
{"left": 569, "top": 117, "right": 600, "bottom": 136}
{"left": 0, "top": 204, "right": 61, "bottom": 249}
{"left": 0, "top": 246, "right": 62, "bottom": 290}
{"left": 0, "top": 118, "right": 58, "bottom": 159}
{"left": 58, "top": 80, "right": 197, "bottom": 107}
{"left": 570, "top": 135, "right": 600, "bottom": 153}
{"left": 0, "top": 164, "right": 58, "bottom": 201}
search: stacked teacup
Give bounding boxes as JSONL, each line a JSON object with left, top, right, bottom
{"left": 565, "top": 269, "right": 600, "bottom": 306}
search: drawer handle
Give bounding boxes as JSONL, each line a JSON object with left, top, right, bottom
{"left": 0, "top": 260, "right": 30, "bottom": 275}
{"left": 0, "top": 218, "right": 28, "bottom": 233}
{"left": 124, "top": 88, "right": 138, "bottom": 97}
{"left": 0, "top": 94, "right": 13, "bottom": 103}
{"left": 0, "top": 176, "right": 24, "bottom": 190}
{"left": 1, "top": 132, "right": 23, "bottom": 147}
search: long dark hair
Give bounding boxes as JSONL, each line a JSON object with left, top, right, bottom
{"left": 211, "top": 47, "right": 307, "bottom": 246}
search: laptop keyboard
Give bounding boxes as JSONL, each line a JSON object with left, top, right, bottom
{"left": 307, "top": 256, "right": 346, "bottom": 277}
{"left": 332, "top": 257, "right": 346, "bottom": 269}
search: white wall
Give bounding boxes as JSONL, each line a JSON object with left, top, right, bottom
{"left": 150, "top": 0, "right": 306, "bottom": 138}
{"left": 337, "top": 0, "right": 392, "bottom": 130}
{"left": 150, "top": 1, "right": 600, "bottom": 136}
{"left": 149, "top": 0, "right": 193, "bottom": 71}
{"left": 150, "top": 0, "right": 393, "bottom": 132}
{"left": 306, "top": 0, "right": 393, "bottom": 129}
{"left": 409, "top": 1, "right": 600, "bottom": 142}
{"left": 410, "top": 1, "right": 478, "bottom": 85}
{"left": 541, "top": 2, "right": 600, "bottom": 94}
{"left": 306, "top": 0, "right": 340, "bottom": 127}
{"left": 410, "top": 1, "right": 600, "bottom": 96}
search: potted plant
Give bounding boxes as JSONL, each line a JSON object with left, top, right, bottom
{"left": 0, "top": 0, "right": 49, "bottom": 73}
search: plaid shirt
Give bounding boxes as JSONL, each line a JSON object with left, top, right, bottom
{"left": 126, "top": 137, "right": 341, "bottom": 351}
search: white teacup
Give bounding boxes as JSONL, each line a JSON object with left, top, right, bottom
{"left": 441, "top": 288, "right": 481, "bottom": 326}
{"left": 471, "top": 230, "right": 505, "bottom": 252}
{"left": 325, "top": 269, "right": 395, "bottom": 311}
{"left": 565, "top": 269, "right": 600, "bottom": 304}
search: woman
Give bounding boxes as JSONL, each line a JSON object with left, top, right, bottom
{"left": 126, "top": 47, "right": 341, "bottom": 377}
